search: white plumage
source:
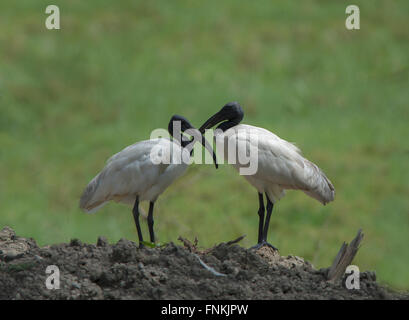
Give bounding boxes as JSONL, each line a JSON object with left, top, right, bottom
{"left": 79, "top": 115, "right": 217, "bottom": 246}
{"left": 218, "top": 124, "right": 335, "bottom": 205}
{"left": 200, "top": 101, "right": 335, "bottom": 249}
{"left": 79, "top": 138, "right": 189, "bottom": 213}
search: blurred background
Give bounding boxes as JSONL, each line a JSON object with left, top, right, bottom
{"left": 0, "top": 0, "right": 408, "bottom": 290}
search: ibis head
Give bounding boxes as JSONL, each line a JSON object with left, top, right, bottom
{"left": 199, "top": 101, "right": 244, "bottom": 133}
{"left": 168, "top": 115, "right": 218, "bottom": 169}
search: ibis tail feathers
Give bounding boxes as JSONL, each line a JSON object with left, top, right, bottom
{"left": 79, "top": 173, "right": 106, "bottom": 213}
{"left": 302, "top": 160, "right": 335, "bottom": 205}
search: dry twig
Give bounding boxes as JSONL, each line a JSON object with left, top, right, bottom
{"left": 327, "top": 229, "right": 364, "bottom": 282}
{"left": 225, "top": 235, "right": 247, "bottom": 246}
{"left": 178, "top": 235, "right": 246, "bottom": 254}
{"left": 177, "top": 236, "right": 198, "bottom": 252}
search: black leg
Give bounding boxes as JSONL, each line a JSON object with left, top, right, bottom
{"left": 257, "top": 193, "right": 265, "bottom": 244}
{"left": 132, "top": 197, "right": 144, "bottom": 248}
{"left": 251, "top": 193, "right": 278, "bottom": 251}
{"left": 263, "top": 193, "right": 274, "bottom": 242}
{"left": 147, "top": 201, "right": 155, "bottom": 243}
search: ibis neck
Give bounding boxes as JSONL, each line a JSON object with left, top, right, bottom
{"left": 217, "top": 120, "right": 239, "bottom": 132}
{"left": 182, "top": 138, "right": 195, "bottom": 155}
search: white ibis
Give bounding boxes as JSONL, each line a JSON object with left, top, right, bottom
{"left": 199, "top": 102, "right": 335, "bottom": 250}
{"left": 79, "top": 115, "right": 217, "bottom": 247}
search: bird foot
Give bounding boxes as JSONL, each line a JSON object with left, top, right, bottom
{"left": 250, "top": 241, "right": 278, "bottom": 251}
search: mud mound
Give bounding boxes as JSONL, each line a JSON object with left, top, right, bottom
{"left": 0, "top": 227, "right": 406, "bottom": 300}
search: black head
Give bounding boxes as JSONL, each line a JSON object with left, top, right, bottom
{"left": 167, "top": 114, "right": 218, "bottom": 169}
{"left": 219, "top": 102, "right": 244, "bottom": 121}
{"left": 199, "top": 101, "right": 244, "bottom": 133}
{"left": 168, "top": 115, "right": 194, "bottom": 141}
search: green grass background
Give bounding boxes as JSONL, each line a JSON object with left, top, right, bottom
{"left": 1, "top": 0, "right": 408, "bottom": 290}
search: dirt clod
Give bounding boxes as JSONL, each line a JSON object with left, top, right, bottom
{"left": 0, "top": 227, "right": 407, "bottom": 300}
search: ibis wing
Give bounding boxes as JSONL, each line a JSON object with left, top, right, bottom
{"left": 231, "top": 126, "right": 335, "bottom": 204}
{"left": 257, "top": 136, "right": 335, "bottom": 204}
{"left": 79, "top": 139, "right": 172, "bottom": 212}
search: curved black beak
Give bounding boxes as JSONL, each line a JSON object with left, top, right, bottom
{"left": 199, "top": 110, "right": 227, "bottom": 134}
{"left": 185, "top": 129, "right": 218, "bottom": 169}
{"left": 168, "top": 114, "right": 219, "bottom": 169}
{"left": 199, "top": 101, "right": 244, "bottom": 134}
